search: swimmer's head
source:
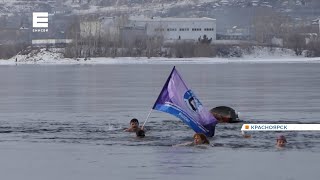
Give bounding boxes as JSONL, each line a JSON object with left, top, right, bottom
{"left": 193, "top": 133, "right": 209, "bottom": 145}
{"left": 276, "top": 135, "right": 287, "bottom": 147}
{"left": 130, "top": 118, "right": 139, "bottom": 128}
{"left": 241, "top": 130, "right": 252, "bottom": 138}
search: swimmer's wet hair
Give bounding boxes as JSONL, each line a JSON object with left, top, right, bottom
{"left": 277, "top": 135, "right": 287, "bottom": 143}
{"left": 130, "top": 118, "right": 139, "bottom": 124}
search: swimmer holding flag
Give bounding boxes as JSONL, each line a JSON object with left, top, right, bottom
{"left": 142, "top": 66, "right": 217, "bottom": 137}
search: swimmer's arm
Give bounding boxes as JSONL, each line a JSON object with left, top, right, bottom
{"left": 172, "top": 142, "right": 193, "bottom": 147}
{"left": 140, "top": 126, "right": 147, "bottom": 131}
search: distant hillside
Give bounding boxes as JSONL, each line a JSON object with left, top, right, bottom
{"left": 1, "top": 0, "right": 319, "bottom": 31}
{"left": 1, "top": 0, "right": 320, "bottom": 16}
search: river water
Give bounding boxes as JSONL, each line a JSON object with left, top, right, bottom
{"left": 0, "top": 63, "right": 319, "bottom": 180}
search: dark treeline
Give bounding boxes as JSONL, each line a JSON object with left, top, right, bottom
{"left": 0, "top": 44, "right": 28, "bottom": 59}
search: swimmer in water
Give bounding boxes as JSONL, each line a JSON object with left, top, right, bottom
{"left": 173, "top": 133, "right": 210, "bottom": 146}
{"left": 241, "top": 130, "right": 252, "bottom": 138}
{"left": 276, "top": 135, "right": 287, "bottom": 148}
{"left": 124, "top": 118, "right": 143, "bottom": 132}
{"left": 193, "top": 133, "right": 210, "bottom": 145}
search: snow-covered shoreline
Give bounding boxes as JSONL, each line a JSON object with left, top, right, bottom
{"left": 1, "top": 48, "right": 320, "bottom": 65}
{"left": 2, "top": 56, "right": 320, "bottom": 65}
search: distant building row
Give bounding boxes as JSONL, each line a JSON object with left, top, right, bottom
{"left": 80, "top": 17, "right": 216, "bottom": 44}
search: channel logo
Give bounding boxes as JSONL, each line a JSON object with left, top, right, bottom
{"left": 32, "top": 12, "right": 48, "bottom": 32}
{"left": 241, "top": 124, "right": 320, "bottom": 131}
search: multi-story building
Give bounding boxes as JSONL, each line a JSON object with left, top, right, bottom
{"left": 128, "top": 17, "right": 216, "bottom": 42}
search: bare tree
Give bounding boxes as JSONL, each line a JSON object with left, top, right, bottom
{"left": 286, "top": 33, "right": 306, "bottom": 56}
{"left": 253, "top": 8, "right": 292, "bottom": 44}
{"left": 65, "top": 16, "right": 81, "bottom": 58}
{"left": 305, "top": 39, "right": 320, "bottom": 57}
{"left": 172, "top": 41, "right": 195, "bottom": 58}
{"left": 146, "top": 36, "right": 164, "bottom": 58}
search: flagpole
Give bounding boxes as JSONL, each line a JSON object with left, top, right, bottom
{"left": 142, "top": 67, "right": 175, "bottom": 129}
{"left": 142, "top": 109, "right": 153, "bottom": 129}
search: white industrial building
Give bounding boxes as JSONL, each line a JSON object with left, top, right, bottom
{"left": 128, "top": 17, "right": 216, "bottom": 42}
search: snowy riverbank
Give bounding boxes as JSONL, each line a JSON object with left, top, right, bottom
{"left": 1, "top": 48, "right": 320, "bottom": 65}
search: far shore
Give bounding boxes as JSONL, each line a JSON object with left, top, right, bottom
{"left": 1, "top": 56, "right": 320, "bottom": 65}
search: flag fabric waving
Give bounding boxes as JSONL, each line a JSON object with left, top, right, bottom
{"left": 152, "top": 66, "right": 217, "bottom": 137}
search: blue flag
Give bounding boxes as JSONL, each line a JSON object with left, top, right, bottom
{"left": 153, "top": 66, "right": 217, "bottom": 137}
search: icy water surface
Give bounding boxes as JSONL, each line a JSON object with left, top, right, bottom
{"left": 0, "top": 63, "right": 320, "bottom": 180}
